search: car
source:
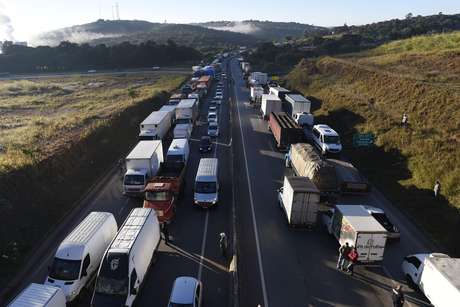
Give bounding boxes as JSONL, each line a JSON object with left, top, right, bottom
{"left": 311, "top": 124, "right": 342, "bottom": 156}
{"left": 152, "top": 66, "right": 160, "bottom": 70}
{"left": 87, "top": 69, "right": 97, "bottom": 73}
{"left": 212, "top": 99, "right": 222, "bottom": 105}
{"left": 199, "top": 136, "right": 212, "bottom": 153}
{"left": 218, "top": 82, "right": 224, "bottom": 87}
{"left": 214, "top": 94, "right": 223, "bottom": 100}
{"left": 168, "top": 276, "right": 203, "bottom": 307}
{"left": 208, "top": 122, "right": 219, "bottom": 137}
{"left": 401, "top": 253, "right": 449, "bottom": 288}
{"left": 209, "top": 106, "right": 217, "bottom": 113}
{"left": 216, "top": 89, "right": 223, "bottom": 94}
{"left": 207, "top": 111, "right": 218, "bottom": 123}
{"left": 361, "top": 205, "right": 400, "bottom": 239}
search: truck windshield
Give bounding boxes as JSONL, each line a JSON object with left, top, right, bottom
{"left": 95, "top": 253, "right": 128, "bottom": 296}
{"left": 49, "top": 257, "right": 81, "bottom": 281}
{"left": 124, "top": 175, "right": 145, "bottom": 186}
{"left": 167, "top": 154, "right": 183, "bottom": 163}
{"left": 145, "top": 191, "right": 169, "bottom": 201}
{"left": 195, "top": 181, "right": 217, "bottom": 194}
{"left": 324, "top": 135, "right": 340, "bottom": 144}
{"left": 176, "top": 118, "right": 191, "bottom": 125}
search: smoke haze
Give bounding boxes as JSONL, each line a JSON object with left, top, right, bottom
{"left": 208, "top": 21, "right": 260, "bottom": 34}
{"left": 0, "top": 4, "right": 15, "bottom": 41}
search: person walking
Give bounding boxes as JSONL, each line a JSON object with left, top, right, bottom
{"left": 162, "top": 223, "right": 170, "bottom": 245}
{"left": 219, "top": 232, "right": 228, "bottom": 258}
{"left": 392, "top": 285, "right": 405, "bottom": 307}
{"left": 346, "top": 247, "right": 358, "bottom": 276}
{"left": 401, "top": 113, "right": 408, "bottom": 128}
{"left": 434, "top": 180, "right": 441, "bottom": 198}
{"left": 337, "top": 242, "right": 350, "bottom": 270}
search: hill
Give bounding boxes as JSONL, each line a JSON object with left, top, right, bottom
{"left": 32, "top": 19, "right": 259, "bottom": 49}
{"left": 285, "top": 31, "right": 460, "bottom": 253}
{"left": 195, "top": 20, "right": 328, "bottom": 41}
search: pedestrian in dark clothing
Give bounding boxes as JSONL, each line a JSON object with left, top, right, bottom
{"left": 162, "top": 223, "right": 170, "bottom": 245}
{"left": 346, "top": 247, "right": 358, "bottom": 276}
{"left": 337, "top": 242, "right": 350, "bottom": 270}
{"left": 401, "top": 113, "right": 408, "bottom": 128}
{"left": 392, "top": 285, "right": 405, "bottom": 307}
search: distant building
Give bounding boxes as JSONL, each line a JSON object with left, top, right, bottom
{"left": 14, "top": 41, "right": 28, "bottom": 46}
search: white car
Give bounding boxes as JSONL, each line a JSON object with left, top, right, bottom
{"left": 207, "top": 111, "right": 218, "bottom": 123}
{"left": 209, "top": 106, "right": 217, "bottom": 113}
{"left": 212, "top": 99, "right": 222, "bottom": 105}
{"left": 168, "top": 277, "right": 202, "bottom": 307}
{"left": 214, "top": 94, "right": 223, "bottom": 100}
{"left": 401, "top": 253, "right": 449, "bottom": 288}
{"left": 311, "top": 124, "right": 342, "bottom": 156}
{"left": 208, "top": 122, "right": 219, "bottom": 137}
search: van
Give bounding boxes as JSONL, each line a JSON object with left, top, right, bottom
{"left": 45, "top": 212, "right": 118, "bottom": 302}
{"left": 194, "top": 158, "right": 219, "bottom": 208}
{"left": 91, "top": 208, "right": 160, "bottom": 307}
{"left": 167, "top": 138, "right": 190, "bottom": 164}
{"left": 311, "top": 124, "right": 342, "bottom": 155}
{"left": 8, "top": 283, "right": 66, "bottom": 307}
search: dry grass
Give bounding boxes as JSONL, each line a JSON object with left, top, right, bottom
{"left": 0, "top": 73, "right": 186, "bottom": 174}
{"left": 286, "top": 32, "right": 460, "bottom": 252}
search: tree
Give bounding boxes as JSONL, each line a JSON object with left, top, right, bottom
{"left": 406, "top": 13, "right": 413, "bottom": 19}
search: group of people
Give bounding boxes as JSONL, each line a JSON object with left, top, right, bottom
{"left": 337, "top": 242, "right": 358, "bottom": 275}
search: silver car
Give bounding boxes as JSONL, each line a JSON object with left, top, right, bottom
{"left": 168, "top": 276, "right": 203, "bottom": 307}
{"left": 208, "top": 122, "right": 219, "bottom": 137}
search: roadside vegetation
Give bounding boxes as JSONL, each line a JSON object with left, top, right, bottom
{"left": 285, "top": 31, "right": 460, "bottom": 253}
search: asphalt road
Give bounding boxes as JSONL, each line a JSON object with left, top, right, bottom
{"left": 4, "top": 57, "right": 440, "bottom": 307}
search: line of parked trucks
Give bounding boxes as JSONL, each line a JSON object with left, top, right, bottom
{"left": 8, "top": 56, "right": 228, "bottom": 307}
{"left": 240, "top": 58, "right": 460, "bottom": 306}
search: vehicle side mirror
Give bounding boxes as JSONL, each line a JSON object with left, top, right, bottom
{"left": 131, "top": 287, "right": 138, "bottom": 295}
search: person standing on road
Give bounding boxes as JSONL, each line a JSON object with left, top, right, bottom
{"left": 392, "top": 285, "right": 405, "bottom": 307}
{"left": 434, "top": 180, "right": 441, "bottom": 198}
{"left": 162, "top": 223, "right": 170, "bottom": 245}
{"left": 219, "top": 232, "right": 228, "bottom": 258}
{"left": 337, "top": 242, "right": 350, "bottom": 270}
{"left": 346, "top": 247, "right": 358, "bottom": 276}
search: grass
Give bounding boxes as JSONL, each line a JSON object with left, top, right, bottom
{"left": 286, "top": 31, "right": 460, "bottom": 253}
{"left": 0, "top": 73, "right": 187, "bottom": 174}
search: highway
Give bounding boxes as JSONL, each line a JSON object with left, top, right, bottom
{"left": 3, "top": 56, "right": 439, "bottom": 307}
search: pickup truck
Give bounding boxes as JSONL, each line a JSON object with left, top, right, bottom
{"left": 143, "top": 161, "right": 186, "bottom": 223}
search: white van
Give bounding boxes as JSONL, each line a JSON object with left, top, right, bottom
{"left": 45, "top": 212, "right": 117, "bottom": 301}
{"left": 167, "top": 138, "right": 190, "bottom": 164}
{"left": 311, "top": 124, "right": 342, "bottom": 155}
{"left": 8, "top": 283, "right": 66, "bottom": 307}
{"left": 91, "top": 208, "right": 160, "bottom": 307}
{"left": 194, "top": 158, "right": 219, "bottom": 208}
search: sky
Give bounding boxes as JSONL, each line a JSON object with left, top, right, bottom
{"left": 0, "top": 0, "right": 459, "bottom": 42}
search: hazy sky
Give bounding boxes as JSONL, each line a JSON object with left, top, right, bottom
{"left": 1, "top": 0, "right": 459, "bottom": 41}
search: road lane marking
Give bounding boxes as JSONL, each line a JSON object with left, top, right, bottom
{"left": 197, "top": 211, "right": 210, "bottom": 281}
{"left": 233, "top": 62, "right": 269, "bottom": 307}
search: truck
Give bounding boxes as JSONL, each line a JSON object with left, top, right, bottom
{"left": 175, "top": 98, "right": 198, "bottom": 125}
{"left": 327, "top": 159, "right": 370, "bottom": 194}
{"left": 138, "top": 111, "right": 171, "bottom": 141}
{"left": 8, "top": 283, "right": 66, "bottom": 307}
{"left": 269, "top": 86, "right": 290, "bottom": 101}
{"left": 402, "top": 253, "right": 460, "bottom": 307}
{"left": 322, "top": 205, "right": 388, "bottom": 263}
{"left": 143, "top": 139, "right": 189, "bottom": 223}
{"left": 284, "top": 94, "right": 311, "bottom": 115}
{"left": 250, "top": 86, "right": 264, "bottom": 103}
{"left": 261, "top": 94, "right": 282, "bottom": 120}
{"left": 268, "top": 112, "right": 304, "bottom": 150}
{"left": 287, "top": 143, "right": 339, "bottom": 197}
{"left": 123, "top": 140, "right": 164, "bottom": 196}
{"left": 159, "top": 105, "right": 176, "bottom": 124}
{"left": 277, "top": 176, "right": 320, "bottom": 228}
{"left": 292, "top": 112, "right": 314, "bottom": 127}
{"left": 173, "top": 123, "right": 192, "bottom": 139}
{"left": 250, "top": 72, "right": 268, "bottom": 86}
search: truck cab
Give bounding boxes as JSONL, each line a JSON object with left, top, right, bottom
{"left": 144, "top": 182, "right": 175, "bottom": 223}
{"left": 293, "top": 112, "right": 314, "bottom": 127}
{"left": 123, "top": 169, "right": 148, "bottom": 195}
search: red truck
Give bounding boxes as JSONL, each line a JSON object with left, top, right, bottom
{"left": 143, "top": 161, "right": 186, "bottom": 223}
{"left": 268, "top": 112, "right": 305, "bottom": 150}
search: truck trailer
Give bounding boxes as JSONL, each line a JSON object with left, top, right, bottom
{"left": 284, "top": 94, "right": 311, "bottom": 115}
{"left": 268, "top": 112, "right": 304, "bottom": 150}
{"left": 175, "top": 98, "right": 198, "bottom": 125}
{"left": 327, "top": 159, "right": 370, "bottom": 194}
{"left": 261, "top": 94, "right": 282, "bottom": 120}
{"left": 138, "top": 111, "right": 172, "bottom": 141}
{"left": 250, "top": 86, "right": 264, "bottom": 103}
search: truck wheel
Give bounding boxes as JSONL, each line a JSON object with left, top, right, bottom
{"left": 405, "top": 274, "right": 417, "bottom": 290}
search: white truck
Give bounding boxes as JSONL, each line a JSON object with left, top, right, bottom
{"left": 175, "top": 98, "right": 198, "bottom": 125}
{"left": 138, "top": 111, "right": 171, "bottom": 141}
{"left": 123, "top": 140, "right": 164, "bottom": 196}
{"left": 250, "top": 72, "right": 268, "bottom": 86}
{"left": 269, "top": 86, "right": 290, "bottom": 100}
{"left": 261, "top": 94, "right": 282, "bottom": 120}
{"left": 45, "top": 212, "right": 118, "bottom": 302}
{"left": 285, "top": 94, "right": 311, "bottom": 114}
{"left": 402, "top": 253, "right": 460, "bottom": 307}
{"left": 91, "top": 208, "right": 160, "bottom": 307}
{"left": 250, "top": 86, "right": 264, "bottom": 103}
{"left": 159, "top": 105, "right": 176, "bottom": 124}
{"left": 277, "top": 176, "right": 320, "bottom": 227}
{"left": 8, "top": 283, "right": 66, "bottom": 307}
{"left": 322, "top": 205, "right": 388, "bottom": 263}
{"left": 173, "top": 123, "right": 192, "bottom": 139}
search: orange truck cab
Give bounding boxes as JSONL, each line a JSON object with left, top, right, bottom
{"left": 144, "top": 182, "right": 176, "bottom": 223}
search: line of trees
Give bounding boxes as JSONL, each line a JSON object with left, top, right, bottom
{"left": 0, "top": 39, "right": 202, "bottom": 73}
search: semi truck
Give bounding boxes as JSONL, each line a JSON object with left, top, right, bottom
{"left": 277, "top": 176, "right": 320, "bottom": 228}
{"left": 138, "top": 111, "right": 172, "bottom": 141}
{"left": 159, "top": 105, "right": 176, "bottom": 124}
{"left": 123, "top": 140, "right": 164, "bottom": 196}
{"left": 284, "top": 94, "right": 311, "bottom": 115}
{"left": 287, "top": 143, "right": 339, "bottom": 198}
{"left": 322, "top": 205, "right": 388, "bottom": 263}
{"left": 143, "top": 139, "right": 190, "bottom": 223}
{"left": 327, "top": 159, "right": 370, "bottom": 194}
{"left": 175, "top": 98, "right": 198, "bottom": 125}
{"left": 269, "top": 86, "right": 290, "bottom": 101}
{"left": 173, "top": 123, "right": 192, "bottom": 139}
{"left": 268, "top": 112, "right": 304, "bottom": 150}
{"left": 249, "top": 72, "right": 268, "bottom": 86}
{"left": 261, "top": 94, "right": 282, "bottom": 120}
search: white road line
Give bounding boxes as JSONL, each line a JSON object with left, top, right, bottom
{"left": 233, "top": 64, "right": 270, "bottom": 307}
{"left": 197, "top": 211, "right": 210, "bottom": 281}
